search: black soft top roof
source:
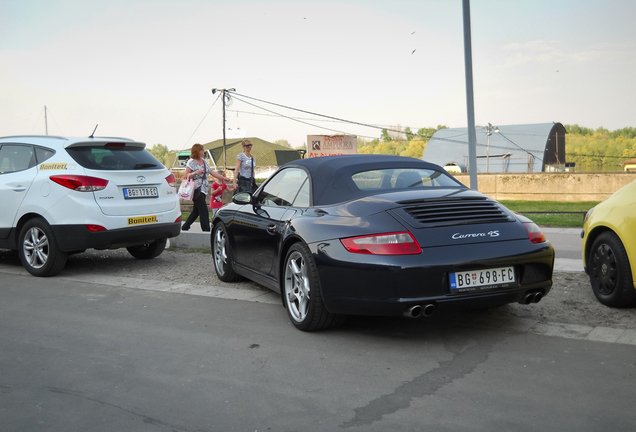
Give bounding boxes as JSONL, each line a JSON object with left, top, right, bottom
{"left": 281, "top": 154, "right": 463, "bottom": 206}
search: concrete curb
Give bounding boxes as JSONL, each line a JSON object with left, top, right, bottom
{"left": 169, "top": 230, "right": 210, "bottom": 250}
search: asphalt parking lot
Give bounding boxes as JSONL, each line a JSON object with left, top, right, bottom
{"left": 1, "top": 243, "right": 635, "bottom": 344}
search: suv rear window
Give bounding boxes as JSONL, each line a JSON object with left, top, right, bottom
{"left": 66, "top": 146, "right": 161, "bottom": 170}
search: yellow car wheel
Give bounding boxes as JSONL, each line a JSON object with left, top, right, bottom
{"left": 588, "top": 231, "right": 636, "bottom": 308}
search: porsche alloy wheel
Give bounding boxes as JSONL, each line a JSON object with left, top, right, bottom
{"left": 18, "top": 218, "right": 68, "bottom": 277}
{"left": 283, "top": 243, "right": 344, "bottom": 331}
{"left": 212, "top": 223, "right": 240, "bottom": 282}
{"left": 588, "top": 231, "right": 636, "bottom": 308}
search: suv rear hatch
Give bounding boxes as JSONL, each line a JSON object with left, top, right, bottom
{"left": 65, "top": 140, "right": 177, "bottom": 216}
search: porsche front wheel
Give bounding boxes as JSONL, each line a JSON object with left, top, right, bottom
{"left": 212, "top": 223, "right": 240, "bottom": 282}
{"left": 283, "top": 243, "right": 344, "bottom": 331}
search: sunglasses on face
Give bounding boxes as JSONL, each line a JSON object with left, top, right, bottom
{"left": 244, "top": 144, "right": 252, "bottom": 147}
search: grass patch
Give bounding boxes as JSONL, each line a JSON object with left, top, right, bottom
{"left": 499, "top": 200, "right": 599, "bottom": 228}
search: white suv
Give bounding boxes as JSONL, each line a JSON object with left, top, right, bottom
{"left": 0, "top": 135, "right": 181, "bottom": 276}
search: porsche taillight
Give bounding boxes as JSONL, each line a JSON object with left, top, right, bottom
{"left": 522, "top": 222, "right": 547, "bottom": 244}
{"left": 341, "top": 232, "right": 422, "bottom": 255}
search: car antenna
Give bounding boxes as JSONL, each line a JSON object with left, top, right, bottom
{"left": 89, "top": 124, "right": 98, "bottom": 138}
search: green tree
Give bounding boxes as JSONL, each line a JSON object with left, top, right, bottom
{"left": 417, "top": 125, "right": 448, "bottom": 140}
{"left": 603, "top": 143, "right": 621, "bottom": 167}
{"left": 358, "top": 138, "right": 379, "bottom": 154}
{"left": 380, "top": 129, "right": 392, "bottom": 143}
{"left": 564, "top": 126, "right": 636, "bottom": 167}
{"left": 148, "top": 144, "right": 170, "bottom": 166}
{"left": 374, "top": 142, "right": 392, "bottom": 155}
{"left": 401, "top": 139, "right": 427, "bottom": 159}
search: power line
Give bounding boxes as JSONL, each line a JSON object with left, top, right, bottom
{"left": 495, "top": 130, "right": 543, "bottom": 162}
{"left": 227, "top": 109, "right": 362, "bottom": 125}
{"left": 180, "top": 93, "right": 221, "bottom": 151}
{"left": 232, "top": 92, "right": 418, "bottom": 138}
{"left": 230, "top": 94, "right": 381, "bottom": 140}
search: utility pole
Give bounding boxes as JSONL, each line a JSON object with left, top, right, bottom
{"left": 211, "top": 88, "right": 235, "bottom": 170}
{"left": 44, "top": 106, "right": 48, "bottom": 135}
{"left": 462, "top": 0, "right": 478, "bottom": 190}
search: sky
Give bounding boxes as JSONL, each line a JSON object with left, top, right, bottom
{"left": 1, "top": 0, "right": 635, "bottom": 151}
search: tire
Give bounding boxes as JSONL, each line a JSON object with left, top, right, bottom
{"left": 126, "top": 239, "right": 167, "bottom": 259}
{"left": 212, "top": 223, "right": 240, "bottom": 282}
{"left": 283, "top": 243, "right": 344, "bottom": 331}
{"left": 18, "top": 218, "right": 68, "bottom": 277}
{"left": 588, "top": 231, "right": 636, "bottom": 308}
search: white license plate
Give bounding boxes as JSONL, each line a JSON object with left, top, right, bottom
{"left": 123, "top": 187, "right": 158, "bottom": 199}
{"left": 449, "top": 266, "right": 516, "bottom": 293}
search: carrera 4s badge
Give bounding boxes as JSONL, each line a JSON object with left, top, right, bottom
{"left": 452, "top": 230, "right": 500, "bottom": 240}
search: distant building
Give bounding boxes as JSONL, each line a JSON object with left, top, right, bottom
{"left": 621, "top": 158, "right": 636, "bottom": 172}
{"left": 423, "top": 122, "right": 568, "bottom": 173}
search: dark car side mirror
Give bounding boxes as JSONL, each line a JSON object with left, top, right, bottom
{"left": 232, "top": 192, "right": 252, "bottom": 205}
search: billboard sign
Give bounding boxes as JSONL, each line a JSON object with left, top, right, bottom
{"left": 307, "top": 135, "right": 357, "bottom": 158}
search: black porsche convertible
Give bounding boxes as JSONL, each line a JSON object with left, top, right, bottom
{"left": 212, "top": 155, "right": 554, "bottom": 331}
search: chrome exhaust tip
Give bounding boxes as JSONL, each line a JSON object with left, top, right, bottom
{"left": 422, "top": 303, "right": 437, "bottom": 317}
{"left": 520, "top": 293, "right": 534, "bottom": 305}
{"left": 519, "top": 291, "right": 544, "bottom": 305}
{"left": 403, "top": 305, "right": 423, "bottom": 318}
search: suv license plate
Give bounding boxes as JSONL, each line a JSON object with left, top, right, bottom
{"left": 123, "top": 187, "right": 158, "bottom": 199}
{"left": 449, "top": 266, "right": 516, "bottom": 294}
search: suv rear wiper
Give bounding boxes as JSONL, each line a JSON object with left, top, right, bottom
{"left": 134, "top": 163, "right": 158, "bottom": 169}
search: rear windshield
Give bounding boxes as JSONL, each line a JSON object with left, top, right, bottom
{"left": 66, "top": 146, "right": 162, "bottom": 170}
{"left": 351, "top": 168, "right": 461, "bottom": 191}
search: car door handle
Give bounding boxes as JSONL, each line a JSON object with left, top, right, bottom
{"left": 267, "top": 224, "right": 277, "bottom": 234}
{"left": 13, "top": 186, "right": 27, "bottom": 192}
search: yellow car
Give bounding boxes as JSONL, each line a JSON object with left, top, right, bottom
{"left": 582, "top": 178, "right": 636, "bottom": 307}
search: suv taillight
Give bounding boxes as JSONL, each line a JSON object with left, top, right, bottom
{"left": 166, "top": 173, "right": 177, "bottom": 188}
{"left": 50, "top": 175, "right": 109, "bottom": 192}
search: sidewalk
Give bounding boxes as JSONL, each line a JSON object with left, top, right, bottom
{"left": 168, "top": 223, "right": 211, "bottom": 250}
{"left": 168, "top": 223, "right": 584, "bottom": 273}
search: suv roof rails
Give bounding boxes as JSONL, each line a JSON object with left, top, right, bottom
{"left": 0, "top": 135, "right": 68, "bottom": 141}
